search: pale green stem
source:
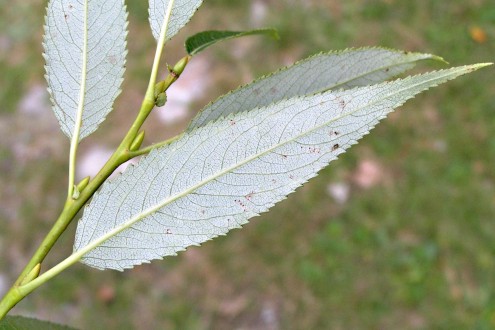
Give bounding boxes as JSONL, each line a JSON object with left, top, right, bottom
{"left": 0, "top": 0, "right": 178, "bottom": 319}
{"left": 67, "top": 1, "right": 88, "bottom": 200}
{"left": 145, "top": 0, "right": 176, "bottom": 103}
{"left": 67, "top": 1, "right": 89, "bottom": 199}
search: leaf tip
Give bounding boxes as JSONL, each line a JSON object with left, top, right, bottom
{"left": 477, "top": 62, "right": 494, "bottom": 68}
{"left": 430, "top": 55, "right": 449, "bottom": 65}
{"left": 267, "top": 28, "right": 280, "bottom": 40}
{"left": 465, "top": 62, "right": 493, "bottom": 73}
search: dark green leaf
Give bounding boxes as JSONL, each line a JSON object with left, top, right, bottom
{"left": 185, "top": 28, "right": 279, "bottom": 55}
{"left": 0, "top": 315, "right": 75, "bottom": 330}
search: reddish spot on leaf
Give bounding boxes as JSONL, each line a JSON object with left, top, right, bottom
{"left": 245, "top": 192, "right": 254, "bottom": 201}
{"left": 107, "top": 55, "right": 117, "bottom": 65}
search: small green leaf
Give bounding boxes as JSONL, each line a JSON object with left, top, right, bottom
{"left": 185, "top": 28, "right": 279, "bottom": 55}
{"left": 0, "top": 315, "right": 75, "bottom": 330}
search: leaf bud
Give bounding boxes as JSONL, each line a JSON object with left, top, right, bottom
{"left": 155, "top": 92, "right": 167, "bottom": 107}
{"left": 130, "top": 131, "right": 146, "bottom": 152}
{"left": 154, "top": 80, "right": 166, "bottom": 98}
{"left": 76, "top": 176, "right": 90, "bottom": 193}
{"left": 170, "top": 55, "right": 191, "bottom": 77}
{"left": 20, "top": 263, "right": 41, "bottom": 285}
{"left": 72, "top": 176, "right": 90, "bottom": 199}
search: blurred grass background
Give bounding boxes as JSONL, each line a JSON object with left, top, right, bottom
{"left": 0, "top": 0, "right": 494, "bottom": 329}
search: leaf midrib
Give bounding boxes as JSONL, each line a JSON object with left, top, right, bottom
{"left": 74, "top": 1, "right": 89, "bottom": 140}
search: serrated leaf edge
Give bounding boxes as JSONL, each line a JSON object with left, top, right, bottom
{"left": 186, "top": 46, "right": 444, "bottom": 131}
{"left": 75, "top": 64, "right": 488, "bottom": 270}
{"left": 42, "top": 1, "right": 129, "bottom": 140}
{"left": 149, "top": 0, "right": 204, "bottom": 41}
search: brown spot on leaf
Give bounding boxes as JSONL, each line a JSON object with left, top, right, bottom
{"left": 309, "top": 147, "right": 321, "bottom": 154}
{"left": 234, "top": 199, "right": 247, "bottom": 211}
{"left": 332, "top": 144, "right": 339, "bottom": 151}
{"left": 107, "top": 55, "right": 117, "bottom": 65}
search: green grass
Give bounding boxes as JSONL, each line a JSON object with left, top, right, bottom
{"left": 1, "top": 0, "right": 494, "bottom": 329}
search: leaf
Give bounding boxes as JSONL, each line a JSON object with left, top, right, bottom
{"left": 187, "top": 47, "right": 445, "bottom": 131}
{"left": 73, "top": 63, "right": 489, "bottom": 271}
{"left": 0, "top": 315, "right": 75, "bottom": 330}
{"left": 185, "top": 29, "right": 279, "bottom": 55}
{"left": 43, "top": 0, "right": 128, "bottom": 140}
{"left": 149, "top": 0, "right": 203, "bottom": 41}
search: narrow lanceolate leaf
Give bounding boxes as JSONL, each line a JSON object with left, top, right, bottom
{"left": 185, "top": 28, "right": 279, "bottom": 55}
{"left": 73, "top": 64, "right": 489, "bottom": 271}
{"left": 187, "top": 48, "right": 444, "bottom": 131}
{"left": 149, "top": 0, "right": 203, "bottom": 41}
{"left": 44, "top": 0, "right": 128, "bottom": 140}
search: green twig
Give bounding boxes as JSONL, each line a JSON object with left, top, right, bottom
{"left": 0, "top": 0, "right": 178, "bottom": 319}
